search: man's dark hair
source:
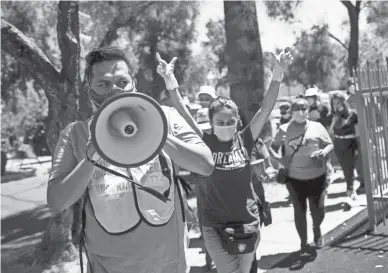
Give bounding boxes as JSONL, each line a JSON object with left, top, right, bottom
{"left": 84, "top": 47, "right": 132, "bottom": 84}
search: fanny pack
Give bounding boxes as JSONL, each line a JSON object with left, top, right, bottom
{"left": 216, "top": 222, "right": 259, "bottom": 255}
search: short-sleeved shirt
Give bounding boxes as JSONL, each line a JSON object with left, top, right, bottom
{"left": 332, "top": 111, "right": 358, "bottom": 136}
{"left": 48, "top": 106, "right": 205, "bottom": 273}
{"left": 273, "top": 121, "right": 332, "bottom": 180}
{"left": 202, "top": 128, "right": 260, "bottom": 227}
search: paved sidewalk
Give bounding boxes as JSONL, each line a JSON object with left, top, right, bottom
{"left": 186, "top": 170, "right": 367, "bottom": 272}
{"left": 1, "top": 158, "right": 368, "bottom": 273}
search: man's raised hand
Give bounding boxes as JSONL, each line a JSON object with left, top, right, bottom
{"left": 156, "top": 53, "right": 179, "bottom": 90}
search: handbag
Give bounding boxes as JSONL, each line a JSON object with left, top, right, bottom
{"left": 276, "top": 125, "right": 308, "bottom": 184}
{"left": 216, "top": 222, "right": 259, "bottom": 255}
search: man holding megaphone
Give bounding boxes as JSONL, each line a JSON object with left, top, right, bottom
{"left": 47, "top": 47, "right": 214, "bottom": 273}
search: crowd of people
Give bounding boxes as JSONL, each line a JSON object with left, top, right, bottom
{"left": 46, "top": 46, "right": 365, "bottom": 273}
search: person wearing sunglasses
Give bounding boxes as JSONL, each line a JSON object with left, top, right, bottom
{"left": 157, "top": 48, "right": 292, "bottom": 273}
{"left": 269, "top": 95, "right": 334, "bottom": 255}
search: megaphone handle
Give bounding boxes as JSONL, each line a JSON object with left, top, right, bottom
{"left": 85, "top": 151, "right": 170, "bottom": 203}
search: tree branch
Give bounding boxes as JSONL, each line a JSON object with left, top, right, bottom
{"left": 1, "top": 19, "right": 60, "bottom": 98}
{"left": 57, "top": 1, "right": 80, "bottom": 83}
{"left": 328, "top": 32, "right": 349, "bottom": 51}
{"left": 355, "top": 1, "right": 362, "bottom": 11}
{"left": 98, "top": 1, "right": 154, "bottom": 48}
{"left": 341, "top": 0, "right": 354, "bottom": 10}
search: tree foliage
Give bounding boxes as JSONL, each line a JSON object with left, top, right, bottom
{"left": 265, "top": 0, "right": 362, "bottom": 76}
{"left": 284, "top": 24, "right": 346, "bottom": 91}
{"left": 129, "top": 1, "right": 200, "bottom": 99}
{"left": 365, "top": 1, "right": 388, "bottom": 39}
{"left": 264, "top": 1, "right": 301, "bottom": 23}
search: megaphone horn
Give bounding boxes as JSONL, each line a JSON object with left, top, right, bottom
{"left": 90, "top": 92, "right": 168, "bottom": 168}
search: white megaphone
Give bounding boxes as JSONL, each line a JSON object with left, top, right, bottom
{"left": 90, "top": 92, "right": 168, "bottom": 168}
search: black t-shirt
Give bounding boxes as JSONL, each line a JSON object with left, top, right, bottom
{"left": 333, "top": 111, "right": 358, "bottom": 136}
{"left": 202, "top": 128, "right": 260, "bottom": 226}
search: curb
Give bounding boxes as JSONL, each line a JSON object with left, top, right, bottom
{"left": 325, "top": 207, "right": 369, "bottom": 247}
{"left": 268, "top": 206, "right": 369, "bottom": 268}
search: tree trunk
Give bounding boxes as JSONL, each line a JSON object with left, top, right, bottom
{"left": 40, "top": 1, "right": 82, "bottom": 265}
{"left": 149, "top": 33, "right": 165, "bottom": 100}
{"left": 224, "top": 0, "right": 265, "bottom": 122}
{"left": 342, "top": 1, "right": 361, "bottom": 77}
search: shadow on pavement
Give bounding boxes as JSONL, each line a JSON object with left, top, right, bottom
{"left": 261, "top": 248, "right": 318, "bottom": 271}
{"left": 325, "top": 202, "right": 345, "bottom": 213}
{"left": 1, "top": 205, "right": 50, "bottom": 245}
{"left": 332, "top": 230, "right": 388, "bottom": 254}
{"left": 270, "top": 199, "right": 292, "bottom": 209}
{"left": 1, "top": 168, "right": 37, "bottom": 184}
{"left": 327, "top": 191, "right": 345, "bottom": 199}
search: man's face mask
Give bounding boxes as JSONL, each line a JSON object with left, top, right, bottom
{"left": 89, "top": 82, "right": 136, "bottom": 108}
{"left": 213, "top": 124, "right": 237, "bottom": 142}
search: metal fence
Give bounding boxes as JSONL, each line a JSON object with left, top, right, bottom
{"left": 355, "top": 59, "right": 388, "bottom": 232}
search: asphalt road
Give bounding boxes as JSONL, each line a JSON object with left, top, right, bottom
{"left": 264, "top": 219, "right": 388, "bottom": 273}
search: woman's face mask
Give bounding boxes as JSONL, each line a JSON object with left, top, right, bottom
{"left": 292, "top": 104, "right": 309, "bottom": 123}
{"left": 211, "top": 106, "right": 238, "bottom": 142}
{"left": 213, "top": 124, "right": 237, "bottom": 142}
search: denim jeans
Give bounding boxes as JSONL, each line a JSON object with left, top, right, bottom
{"left": 203, "top": 226, "right": 260, "bottom": 273}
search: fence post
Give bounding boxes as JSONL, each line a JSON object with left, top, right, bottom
{"left": 354, "top": 67, "right": 376, "bottom": 232}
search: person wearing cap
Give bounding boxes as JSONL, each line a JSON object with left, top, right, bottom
{"left": 279, "top": 102, "right": 292, "bottom": 125}
{"left": 304, "top": 87, "right": 330, "bottom": 128}
{"left": 196, "top": 85, "right": 217, "bottom": 108}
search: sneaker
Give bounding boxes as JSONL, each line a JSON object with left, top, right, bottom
{"left": 356, "top": 185, "right": 366, "bottom": 195}
{"left": 314, "top": 236, "right": 324, "bottom": 248}
{"left": 346, "top": 189, "right": 357, "bottom": 200}
{"left": 300, "top": 243, "right": 311, "bottom": 256}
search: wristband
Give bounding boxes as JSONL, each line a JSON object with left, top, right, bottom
{"left": 164, "top": 74, "right": 179, "bottom": 91}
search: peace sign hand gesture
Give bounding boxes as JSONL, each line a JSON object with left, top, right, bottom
{"left": 270, "top": 47, "right": 293, "bottom": 82}
{"left": 270, "top": 47, "right": 293, "bottom": 72}
{"left": 156, "top": 53, "right": 179, "bottom": 91}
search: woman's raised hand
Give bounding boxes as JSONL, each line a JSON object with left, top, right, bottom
{"left": 272, "top": 47, "right": 293, "bottom": 72}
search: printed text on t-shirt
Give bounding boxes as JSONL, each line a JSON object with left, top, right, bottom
{"left": 213, "top": 147, "right": 249, "bottom": 170}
